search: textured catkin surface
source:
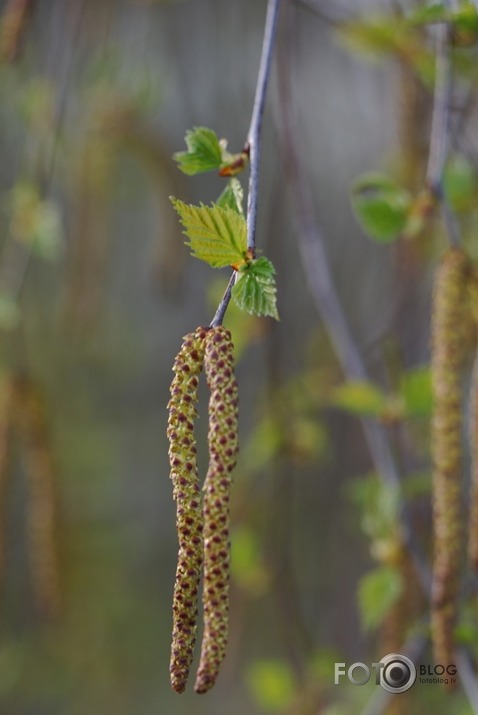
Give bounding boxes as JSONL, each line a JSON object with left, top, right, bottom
{"left": 431, "top": 248, "right": 471, "bottom": 672}
{"left": 168, "top": 327, "right": 208, "bottom": 693}
{"left": 468, "top": 271, "right": 478, "bottom": 571}
{"left": 469, "top": 353, "right": 478, "bottom": 571}
{"left": 195, "top": 326, "right": 238, "bottom": 694}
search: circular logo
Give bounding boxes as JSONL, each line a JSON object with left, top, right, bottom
{"left": 379, "top": 654, "right": 416, "bottom": 694}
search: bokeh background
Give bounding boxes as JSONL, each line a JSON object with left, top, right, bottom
{"left": 0, "top": 0, "right": 476, "bottom": 713}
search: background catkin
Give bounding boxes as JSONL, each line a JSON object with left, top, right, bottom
{"left": 431, "top": 248, "right": 470, "bottom": 673}
{"left": 0, "top": 0, "right": 32, "bottom": 62}
{"left": 168, "top": 327, "right": 208, "bottom": 693}
{"left": 467, "top": 269, "right": 478, "bottom": 571}
{"left": 0, "top": 376, "right": 13, "bottom": 588}
{"left": 13, "top": 376, "right": 62, "bottom": 618}
{"left": 195, "top": 326, "right": 239, "bottom": 694}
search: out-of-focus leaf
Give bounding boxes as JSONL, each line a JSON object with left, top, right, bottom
{"left": 289, "top": 416, "right": 326, "bottom": 464}
{"left": 231, "top": 526, "right": 270, "bottom": 596}
{"left": 339, "top": 17, "right": 408, "bottom": 57}
{"left": 9, "top": 182, "right": 63, "bottom": 260}
{"left": 243, "top": 415, "right": 283, "bottom": 472}
{"left": 232, "top": 257, "right": 279, "bottom": 319}
{"left": 452, "top": 1, "right": 478, "bottom": 46}
{"left": 347, "top": 475, "right": 401, "bottom": 545}
{"left": 173, "top": 126, "right": 222, "bottom": 175}
{"left": 247, "top": 659, "right": 296, "bottom": 712}
{"left": 444, "top": 156, "right": 478, "bottom": 213}
{"left": 332, "top": 380, "right": 386, "bottom": 416}
{"left": 400, "top": 366, "right": 432, "bottom": 417}
{"left": 0, "top": 292, "right": 20, "bottom": 330}
{"left": 402, "top": 472, "right": 431, "bottom": 499}
{"left": 170, "top": 198, "right": 247, "bottom": 267}
{"left": 407, "top": 2, "right": 448, "bottom": 26}
{"left": 358, "top": 566, "right": 403, "bottom": 632}
{"left": 216, "top": 177, "right": 244, "bottom": 215}
{"left": 351, "top": 172, "right": 411, "bottom": 243}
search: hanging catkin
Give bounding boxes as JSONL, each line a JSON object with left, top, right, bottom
{"left": 168, "top": 327, "right": 208, "bottom": 693}
{"left": 13, "top": 377, "right": 61, "bottom": 617}
{"left": 431, "top": 248, "right": 470, "bottom": 672}
{"left": 467, "top": 270, "right": 478, "bottom": 571}
{"left": 0, "top": 0, "right": 33, "bottom": 62}
{"left": 0, "top": 376, "right": 14, "bottom": 587}
{"left": 195, "top": 326, "right": 238, "bottom": 694}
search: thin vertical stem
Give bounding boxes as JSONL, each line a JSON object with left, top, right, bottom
{"left": 210, "top": 0, "right": 282, "bottom": 326}
{"left": 245, "top": 0, "right": 282, "bottom": 254}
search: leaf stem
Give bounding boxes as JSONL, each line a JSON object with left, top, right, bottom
{"left": 210, "top": 0, "right": 282, "bottom": 326}
{"left": 210, "top": 271, "right": 236, "bottom": 328}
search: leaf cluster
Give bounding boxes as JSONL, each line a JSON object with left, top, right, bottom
{"left": 171, "top": 127, "right": 279, "bottom": 320}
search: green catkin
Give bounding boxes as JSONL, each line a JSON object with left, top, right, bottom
{"left": 467, "top": 271, "right": 478, "bottom": 571}
{"left": 168, "top": 327, "right": 208, "bottom": 693}
{"left": 195, "top": 326, "right": 239, "bottom": 694}
{"left": 431, "top": 248, "right": 470, "bottom": 675}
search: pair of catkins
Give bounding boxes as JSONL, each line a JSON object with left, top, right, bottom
{"left": 167, "top": 325, "right": 239, "bottom": 694}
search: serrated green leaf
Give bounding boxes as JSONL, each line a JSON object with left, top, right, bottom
{"left": 173, "top": 126, "right": 222, "bottom": 175}
{"left": 358, "top": 566, "right": 403, "bottom": 632}
{"left": 400, "top": 366, "right": 432, "bottom": 417}
{"left": 232, "top": 257, "right": 279, "bottom": 320}
{"left": 216, "top": 178, "right": 244, "bottom": 215}
{"left": 171, "top": 198, "right": 247, "bottom": 268}
{"left": 351, "top": 172, "right": 411, "bottom": 243}
{"left": 332, "top": 380, "right": 386, "bottom": 416}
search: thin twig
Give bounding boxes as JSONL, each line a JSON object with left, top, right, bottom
{"left": 0, "top": 0, "right": 85, "bottom": 302}
{"left": 209, "top": 0, "right": 282, "bottom": 327}
{"left": 426, "top": 12, "right": 460, "bottom": 247}
{"left": 276, "top": 3, "right": 431, "bottom": 593}
{"left": 358, "top": 634, "right": 427, "bottom": 715}
{"left": 457, "top": 649, "right": 478, "bottom": 714}
{"left": 245, "top": 0, "right": 282, "bottom": 255}
{"left": 210, "top": 271, "right": 236, "bottom": 328}
{"left": 294, "top": 0, "right": 354, "bottom": 25}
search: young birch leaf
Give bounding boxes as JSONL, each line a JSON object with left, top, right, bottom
{"left": 171, "top": 198, "right": 247, "bottom": 268}
{"left": 358, "top": 566, "right": 403, "bottom": 632}
{"left": 173, "top": 127, "right": 222, "bottom": 175}
{"left": 351, "top": 172, "right": 411, "bottom": 243}
{"left": 217, "top": 178, "right": 244, "bottom": 215}
{"left": 232, "top": 257, "right": 279, "bottom": 320}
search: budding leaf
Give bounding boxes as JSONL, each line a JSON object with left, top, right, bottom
{"left": 173, "top": 127, "right": 222, "bottom": 175}
{"left": 351, "top": 172, "right": 411, "bottom": 243}
{"left": 332, "top": 380, "right": 386, "bottom": 416}
{"left": 217, "top": 178, "right": 244, "bottom": 215}
{"left": 358, "top": 566, "right": 403, "bottom": 632}
{"left": 232, "top": 257, "right": 279, "bottom": 320}
{"left": 171, "top": 198, "right": 247, "bottom": 268}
